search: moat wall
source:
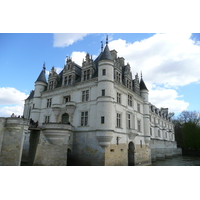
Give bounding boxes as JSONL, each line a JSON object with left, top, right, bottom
{"left": 0, "top": 117, "right": 29, "bottom": 166}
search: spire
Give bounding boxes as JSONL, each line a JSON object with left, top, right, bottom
{"left": 140, "top": 75, "right": 148, "bottom": 91}
{"left": 99, "top": 44, "right": 113, "bottom": 61}
{"left": 101, "top": 41, "right": 103, "bottom": 52}
{"left": 35, "top": 63, "right": 47, "bottom": 83}
{"left": 106, "top": 35, "right": 108, "bottom": 45}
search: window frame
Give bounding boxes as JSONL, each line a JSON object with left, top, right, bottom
{"left": 81, "top": 111, "right": 88, "bottom": 126}
{"left": 117, "top": 92, "right": 121, "bottom": 104}
{"left": 116, "top": 113, "right": 121, "bottom": 128}
{"left": 128, "top": 94, "right": 133, "bottom": 107}
{"left": 47, "top": 98, "right": 52, "bottom": 108}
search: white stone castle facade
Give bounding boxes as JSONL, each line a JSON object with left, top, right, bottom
{"left": 22, "top": 40, "right": 181, "bottom": 166}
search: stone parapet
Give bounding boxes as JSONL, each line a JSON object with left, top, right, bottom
{"left": 32, "top": 123, "right": 72, "bottom": 166}
{"left": 0, "top": 118, "right": 29, "bottom": 166}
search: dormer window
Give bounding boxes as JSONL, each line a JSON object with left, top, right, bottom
{"left": 127, "top": 80, "right": 132, "bottom": 89}
{"left": 64, "top": 77, "right": 68, "bottom": 85}
{"left": 49, "top": 81, "right": 54, "bottom": 90}
{"left": 68, "top": 75, "right": 72, "bottom": 85}
{"left": 64, "top": 96, "right": 71, "bottom": 104}
{"left": 116, "top": 71, "right": 121, "bottom": 82}
{"left": 83, "top": 69, "right": 90, "bottom": 81}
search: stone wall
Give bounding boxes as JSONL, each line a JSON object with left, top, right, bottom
{"left": 71, "top": 131, "right": 105, "bottom": 166}
{"left": 134, "top": 144, "right": 151, "bottom": 166}
{"left": 31, "top": 123, "right": 71, "bottom": 166}
{"left": 0, "top": 117, "right": 29, "bottom": 166}
{"left": 150, "top": 139, "right": 182, "bottom": 162}
{"left": 105, "top": 143, "right": 127, "bottom": 166}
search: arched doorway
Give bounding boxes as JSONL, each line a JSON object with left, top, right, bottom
{"left": 62, "top": 113, "right": 69, "bottom": 123}
{"left": 67, "top": 148, "right": 73, "bottom": 166}
{"left": 128, "top": 142, "right": 135, "bottom": 166}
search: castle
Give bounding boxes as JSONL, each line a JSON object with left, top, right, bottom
{"left": 1, "top": 38, "right": 181, "bottom": 166}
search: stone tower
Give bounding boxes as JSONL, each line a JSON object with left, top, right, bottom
{"left": 30, "top": 64, "right": 47, "bottom": 123}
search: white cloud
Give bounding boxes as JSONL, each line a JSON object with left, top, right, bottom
{"left": 53, "top": 33, "right": 89, "bottom": 47}
{"left": 108, "top": 33, "right": 200, "bottom": 88}
{"left": 70, "top": 51, "right": 97, "bottom": 66}
{"left": 0, "top": 87, "right": 28, "bottom": 117}
{"left": 0, "top": 105, "right": 24, "bottom": 117}
{"left": 70, "top": 51, "right": 87, "bottom": 66}
{"left": 108, "top": 33, "right": 200, "bottom": 113}
{"left": 46, "top": 67, "right": 63, "bottom": 76}
{"left": 149, "top": 88, "right": 189, "bottom": 113}
{"left": 0, "top": 87, "right": 28, "bottom": 106}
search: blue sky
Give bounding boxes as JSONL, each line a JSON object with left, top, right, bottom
{"left": 0, "top": 33, "right": 200, "bottom": 117}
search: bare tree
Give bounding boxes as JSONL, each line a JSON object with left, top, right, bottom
{"left": 177, "top": 111, "right": 200, "bottom": 125}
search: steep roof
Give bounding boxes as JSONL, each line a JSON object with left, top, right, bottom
{"left": 98, "top": 44, "right": 113, "bottom": 61}
{"left": 140, "top": 77, "right": 148, "bottom": 91}
{"left": 35, "top": 68, "right": 47, "bottom": 83}
{"left": 26, "top": 90, "right": 34, "bottom": 100}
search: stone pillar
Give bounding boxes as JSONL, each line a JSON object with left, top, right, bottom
{"left": 0, "top": 118, "right": 29, "bottom": 166}
{"left": 33, "top": 123, "right": 71, "bottom": 166}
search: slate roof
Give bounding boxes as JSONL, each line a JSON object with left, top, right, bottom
{"left": 140, "top": 77, "right": 148, "bottom": 91}
{"left": 98, "top": 45, "right": 113, "bottom": 61}
{"left": 26, "top": 90, "right": 34, "bottom": 100}
{"left": 36, "top": 69, "right": 47, "bottom": 83}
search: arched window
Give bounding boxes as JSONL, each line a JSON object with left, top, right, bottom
{"left": 62, "top": 113, "right": 69, "bottom": 123}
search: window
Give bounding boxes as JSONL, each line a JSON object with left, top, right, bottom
{"left": 87, "top": 70, "right": 90, "bottom": 80}
{"left": 49, "top": 81, "right": 54, "bottom": 90}
{"left": 82, "top": 90, "right": 89, "bottom": 102}
{"left": 68, "top": 75, "right": 72, "bottom": 85}
{"left": 137, "top": 103, "right": 140, "bottom": 112}
{"left": 117, "top": 92, "right": 121, "bottom": 103}
{"left": 45, "top": 116, "right": 50, "bottom": 123}
{"left": 165, "top": 132, "right": 167, "bottom": 138}
{"left": 81, "top": 111, "right": 88, "bottom": 126}
{"left": 137, "top": 119, "right": 141, "bottom": 132}
{"left": 101, "top": 116, "right": 105, "bottom": 124}
{"left": 127, "top": 114, "right": 131, "bottom": 129}
{"left": 84, "top": 69, "right": 90, "bottom": 81}
{"left": 102, "top": 89, "right": 105, "bottom": 96}
{"left": 84, "top": 71, "right": 87, "bottom": 81}
{"left": 117, "top": 113, "right": 121, "bottom": 128}
{"left": 64, "top": 77, "right": 68, "bottom": 85}
{"left": 116, "top": 71, "right": 121, "bottom": 82}
{"left": 150, "top": 128, "right": 152, "bottom": 136}
{"left": 127, "top": 80, "right": 131, "bottom": 89}
{"left": 64, "top": 96, "right": 71, "bottom": 103}
{"left": 33, "top": 104, "right": 35, "bottom": 109}
{"left": 47, "top": 98, "right": 52, "bottom": 108}
{"left": 102, "top": 69, "right": 106, "bottom": 75}
{"left": 158, "top": 130, "right": 160, "bottom": 137}
{"left": 128, "top": 95, "right": 132, "bottom": 107}
{"left": 140, "top": 140, "right": 142, "bottom": 148}
{"left": 62, "top": 113, "right": 69, "bottom": 123}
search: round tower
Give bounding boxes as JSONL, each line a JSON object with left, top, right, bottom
{"left": 96, "top": 43, "right": 115, "bottom": 147}
{"left": 140, "top": 75, "right": 150, "bottom": 145}
{"left": 30, "top": 64, "right": 47, "bottom": 123}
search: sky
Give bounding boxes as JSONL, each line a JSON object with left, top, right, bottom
{"left": 0, "top": 33, "right": 200, "bottom": 117}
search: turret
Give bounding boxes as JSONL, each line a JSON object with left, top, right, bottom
{"left": 96, "top": 38, "right": 115, "bottom": 146}
{"left": 34, "top": 64, "right": 47, "bottom": 97}
{"left": 140, "top": 74, "right": 148, "bottom": 102}
{"left": 30, "top": 63, "right": 47, "bottom": 123}
{"left": 139, "top": 74, "right": 150, "bottom": 146}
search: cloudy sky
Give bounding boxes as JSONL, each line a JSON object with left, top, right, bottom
{"left": 0, "top": 33, "right": 200, "bottom": 117}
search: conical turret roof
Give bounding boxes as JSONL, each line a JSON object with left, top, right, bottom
{"left": 98, "top": 44, "right": 113, "bottom": 61}
{"left": 140, "top": 77, "right": 148, "bottom": 91}
{"left": 35, "top": 67, "right": 47, "bottom": 83}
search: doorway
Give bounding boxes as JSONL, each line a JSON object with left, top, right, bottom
{"left": 128, "top": 142, "right": 135, "bottom": 166}
{"left": 62, "top": 113, "right": 69, "bottom": 123}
